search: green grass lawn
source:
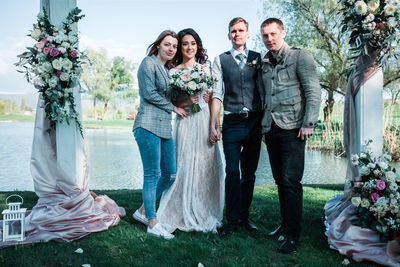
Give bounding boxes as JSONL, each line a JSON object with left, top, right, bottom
{"left": 0, "top": 185, "right": 380, "bottom": 266}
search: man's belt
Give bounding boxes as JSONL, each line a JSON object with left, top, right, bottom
{"left": 224, "top": 110, "right": 250, "bottom": 119}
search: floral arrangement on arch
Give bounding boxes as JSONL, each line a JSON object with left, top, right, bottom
{"left": 170, "top": 64, "right": 217, "bottom": 113}
{"left": 15, "top": 8, "right": 86, "bottom": 135}
{"left": 339, "top": 0, "right": 400, "bottom": 65}
{"left": 350, "top": 141, "right": 400, "bottom": 241}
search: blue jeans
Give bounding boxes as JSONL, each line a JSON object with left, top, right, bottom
{"left": 134, "top": 128, "right": 176, "bottom": 219}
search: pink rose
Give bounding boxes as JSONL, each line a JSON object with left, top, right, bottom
{"left": 181, "top": 74, "right": 191, "bottom": 81}
{"left": 376, "top": 180, "right": 386, "bottom": 190}
{"left": 49, "top": 47, "right": 61, "bottom": 57}
{"left": 43, "top": 47, "right": 50, "bottom": 54}
{"left": 56, "top": 70, "right": 62, "bottom": 76}
{"left": 70, "top": 50, "right": 77, "bottom": 58}
{"left": 36, "top": 41, "right": 45, "bottom": 49}
{"left": 371, "top": 192, "right": 380, "bottom": 203}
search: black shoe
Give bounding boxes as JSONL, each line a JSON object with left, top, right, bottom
{"left": 239, "top": 220, "right": 258, "bottom": 232}
{"left": 219, "top": 223, "right": 237, "bottom": 237}
{"left": 268, "top": 225, "right": 283, "bottom": 236}
{"left": 277, "top": 237, "right": 298, "bottom": 254}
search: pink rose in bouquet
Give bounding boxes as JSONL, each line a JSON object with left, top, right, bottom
{"left": 371, "top": 192, "right": 380, "bottom": 203}
{"left": 70, "top": 50, "right": 77, "bottom": 58}
{"left": 49, "top": 47, "right": 61, "bottom": 57}
{"left": 376, "top": 180, "right": 386, "bottom": 191}
{"left": 43, "top": 47, "right": 50, "bottom": 55}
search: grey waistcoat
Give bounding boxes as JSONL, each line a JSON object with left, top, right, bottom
{"left": 220, "top": 50, "right": 261, "bottom": 113}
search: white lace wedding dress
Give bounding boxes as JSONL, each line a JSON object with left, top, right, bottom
{"left": 157, "top": 73, "right": 224, "bottom": 233}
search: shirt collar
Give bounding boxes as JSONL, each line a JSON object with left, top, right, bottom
{"left": 230, "top": 48, "right": 249, "bottom": 58}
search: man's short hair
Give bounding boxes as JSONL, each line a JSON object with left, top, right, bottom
{"left": 228, "top": 17, "right": 249, "bottom": 32}
{"left": 260, "top": 18, "right": 284, "bottom": 30}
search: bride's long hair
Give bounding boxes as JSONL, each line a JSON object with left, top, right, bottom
{"left": 175, "top": 28, "right": 208, "bottom": 65}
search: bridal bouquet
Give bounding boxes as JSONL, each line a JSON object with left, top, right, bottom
{"left": 350, "top": 142, "right": 400, "bottom": 241}
{"left": 15, "top": 8, "right": 86, "bottom": 135}
{"left": 170, "top": 64, "right": 217, "bottom": 113}
{"left": 339, "top": 0, "right": 400, "bottom": 65}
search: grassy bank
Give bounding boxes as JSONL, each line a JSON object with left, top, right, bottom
{"left": 0, "top": 185, "right": 379, "bottom": 266}
{"left": 0, "top": 114, "right": 35, "bottom": 122}
{"left": 83, "top": 119, "right": 133, "bottom": 129}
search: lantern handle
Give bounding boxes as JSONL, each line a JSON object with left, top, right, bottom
{"left": 5, "top": 194, "right": 23, "bottom": 205}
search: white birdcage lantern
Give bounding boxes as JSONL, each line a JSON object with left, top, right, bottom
{"left": 2, "top": 194, "right": 27, "bottom": 242}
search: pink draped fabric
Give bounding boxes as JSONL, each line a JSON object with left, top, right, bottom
{"left": 325, "top": 53, "right": 400, "bottom": 266}
{"left": 0, "top": 99, "right": 125, "bottom": 246}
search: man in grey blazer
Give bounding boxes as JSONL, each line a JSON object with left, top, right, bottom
{"left": 260, "top": 18, "right": 321, "bottom": 253}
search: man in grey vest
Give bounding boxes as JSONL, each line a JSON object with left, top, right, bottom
{"left": 260, "top": 18, "right": 321, "bottom": 253}
{"left": 210, "top": 17, "right": 263, "bottom": 237}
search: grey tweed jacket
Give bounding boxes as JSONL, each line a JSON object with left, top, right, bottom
{"left": 133, "top": 55, "right": 175, "bottom": 139}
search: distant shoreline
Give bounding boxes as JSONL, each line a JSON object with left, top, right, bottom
{"left": 0, "top": 115, "right": 133, "bottom": 129}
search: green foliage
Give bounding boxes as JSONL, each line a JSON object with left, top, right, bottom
{"left": 81, "top": 49, "right": 137, "bottom": 120}
{"left": 0, "top": 99, "right": 21, "bottom": 115}
{"left": 0, "top": 186, "right": 378, "bottom": 266}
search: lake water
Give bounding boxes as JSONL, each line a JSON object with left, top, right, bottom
{"left": 0, "top": 121, "right": 349, "bottom": 191}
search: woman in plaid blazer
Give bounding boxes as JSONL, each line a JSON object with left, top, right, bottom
{"left": 132, "top": 30, "right": 193, "bottom": 240}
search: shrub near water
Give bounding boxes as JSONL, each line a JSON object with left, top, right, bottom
{"left": 307, "top": 102, "right": 400, "bottom": 160}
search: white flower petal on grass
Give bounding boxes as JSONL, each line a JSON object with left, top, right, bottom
{"left": 82, "top": 264, "right": 90, "bottom": 267}
{"left": 74, "top": 248, "right": 83, "bottom": 254}
{"left": 342, "top": 258, "right": 350, "bottom": 265}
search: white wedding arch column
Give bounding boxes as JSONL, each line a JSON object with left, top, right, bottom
{"left": 355, "top": 69, "right": 383, "bottom": 156}
{"left": 40, "top": 0, "right": 85, "bottom": 187}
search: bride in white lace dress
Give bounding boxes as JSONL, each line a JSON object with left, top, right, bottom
{"left": 157, "top": 28, "right": 224, "bottom": 233}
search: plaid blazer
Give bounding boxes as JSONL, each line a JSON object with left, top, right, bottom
{"left": 133, "top": 55, "right": 175, "bottom": 139}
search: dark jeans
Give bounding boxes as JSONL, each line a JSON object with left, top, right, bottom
{"left": 265, "top": 122, "right": 305, "bottom": 240}
{"left": 222, "top": 111, "right": 262, "bottom": 224}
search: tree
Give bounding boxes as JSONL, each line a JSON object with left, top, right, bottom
{"left": 81, "top": 48, "right": 110, "bottom": 120}
{"left": 102, "top": 56, "right": 136, "bottom": 120}
{"left": 259, "top": 0, "right": 349, "bottom": 122}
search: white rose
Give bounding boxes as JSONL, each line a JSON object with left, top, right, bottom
{"left": 61, "top": 42, "right": 71, "bottom": 49}
{"left": 388, "top": 17, "right": 397, "bottom": 28}
{"left": 389, "top": 183, "right": 399, "bottom": 191}
{"left": 68, "top": 34, "right": 78, "bottom": 43}
{"left": 58, "top": 47, "right": 66, "bottom": 54}
{"left": 378, "top": 161, "right": 389, "bottom": 170}
{"left": 352, "top": 196, "right": 362, "bottom": 207}
{"left": 354, "top": 1, "right": 368, "bottom": 15}
{"left": 368, "top": 1, "right": 379, "bottom": 12}
{"left": 31, "top": 29, "right": 42, "bottom": 40}
{"left": 48, "top": 76, "right": 59, "bottom": 88}
{"left": 385, "top": 171, "right": 396, "bottom": 182}
{"left": 60, "top": 72, "right": 70, "bottom": 82}
{"left": 361, "top": 198, "right": 370, "bottom": 208}
{"left": 63, "top": 59, "right": 73, "bottom": 71}
{"left": 367, "top": 162, "right": 376, "bottom": 169}
{"left": 360, "top": 165, "right": 371, "bottom": 176}
{"left": 52, "top": 59, "right": 63, "bottom": 70}
{"left": 384, "top": 4, "right": 396, "bottom": 16}
{"left": 47, "top": 36, "right": 55, "bottom": 43}
{"left": 351, "top": 154, "right": 360, "bottom": 165}
{"left": 42, "top": 62, "right": 53, "bottom": 73}
{"left": 187, "top": 81, "right": 197, "bottom": 91}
